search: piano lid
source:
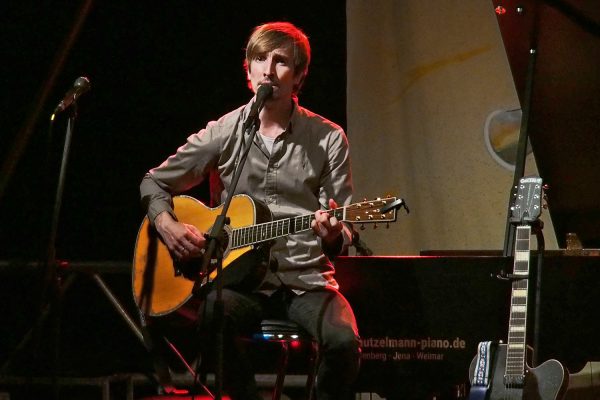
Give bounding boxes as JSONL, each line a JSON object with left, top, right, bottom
{"left": 493, "top": 0, "right": 600, "bottom": 248}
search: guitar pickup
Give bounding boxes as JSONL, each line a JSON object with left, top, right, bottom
{"left": 495, "top": 272, "right": 529, "bottom": 281}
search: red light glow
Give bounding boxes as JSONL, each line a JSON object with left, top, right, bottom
{"left": 495, "top": 5, "right": 507, "bottom": 15}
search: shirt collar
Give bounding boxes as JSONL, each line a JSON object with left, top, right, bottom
{"left": 241, "top": 96, "right": 299, "bottom": 136}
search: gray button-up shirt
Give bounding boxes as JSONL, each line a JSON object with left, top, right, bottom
{"left": 140, "top": 99, "right": 353, "bottom": 291}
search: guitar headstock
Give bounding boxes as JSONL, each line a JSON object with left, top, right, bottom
{"left": 510, "top": 176, "right": 543, "bottom": 225}
{"left": 343, "top": 196, "right": 407, "bottom": 225}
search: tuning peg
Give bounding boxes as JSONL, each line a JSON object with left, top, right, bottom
{"left": 373, "top": 223, "right": 377, "bottom": 229}
{"left": 360, "top": 225, "right": 365, "bottom": 231}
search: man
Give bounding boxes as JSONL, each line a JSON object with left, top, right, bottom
{"left": 140, "top": 22, "right": 360, "bottom": 400}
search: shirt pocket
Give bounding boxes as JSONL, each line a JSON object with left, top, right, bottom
{"left": 294, "top": 147, "right": 322, "bottom": 194}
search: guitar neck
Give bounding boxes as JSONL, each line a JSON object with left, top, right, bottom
{"left": 505, "top": 225, "right": 532, "bottom": 385}
{"left": 229, "top": 207, "right": 345, "bottom": 249}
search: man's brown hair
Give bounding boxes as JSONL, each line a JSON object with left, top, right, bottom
{"left": 244, "top": 22, "right": 311, "bottom": 94}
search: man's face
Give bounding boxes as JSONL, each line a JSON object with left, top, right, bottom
{"left": 247, "top": 45, "right": 303, "bottom": 102}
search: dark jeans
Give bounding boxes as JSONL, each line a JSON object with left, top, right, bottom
{"left": 199, "top": 285, "right": 361, "bottom": 400}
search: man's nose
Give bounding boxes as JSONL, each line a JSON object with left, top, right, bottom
{"left": 263, "top": 58, "right": 276, "bottom": 76}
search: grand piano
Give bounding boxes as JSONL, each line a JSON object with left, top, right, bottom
{"left": 335, "top": 1, "right": 600, "bottom": 398}
{"left": 335, "top": 254, "right": 600, "bottom": 399}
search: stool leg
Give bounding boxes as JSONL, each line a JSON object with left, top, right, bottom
{"left": 102, "top": 380, "right": 110, "bottom": 400}
{"left": 272, "top": 341, "right": 289, "bottom": 400}
{"left": 305, "top": 342, "right": 320, "bottom": 400}
{"left": 126, "top": 376, "right": 134, "bottom": 400}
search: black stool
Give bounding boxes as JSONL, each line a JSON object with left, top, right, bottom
{"left": 254, "top": 319, "right": 320, "bottom": 400}
{"left": 144, "top": 320, "right": 319, "bottom": 400}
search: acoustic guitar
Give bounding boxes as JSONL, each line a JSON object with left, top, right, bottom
{"left": 133, "top": 194, "right": 404, "bottom": 316}
{"left": 469, "top": 176, "right": 568, "bottom": 400}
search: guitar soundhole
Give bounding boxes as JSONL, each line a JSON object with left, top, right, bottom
{"left": 203, "top": 224, "right": 232, "bottom": 250}
{"left": 220, "top": 226, "right": 231, "bottom": 258}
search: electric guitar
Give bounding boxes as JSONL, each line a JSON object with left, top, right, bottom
{"left": 133, "top": 194, "right": 405, "bottom": 316}
{"left": 469, "top": 176, "right": 568, "bottom": 400}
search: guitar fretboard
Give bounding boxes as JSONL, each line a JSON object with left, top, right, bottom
{"left": 230, "top": 208, "right": 345, "bottom": 249}
{"left": 505, "top": 225, "right": 531, "bottom": 386}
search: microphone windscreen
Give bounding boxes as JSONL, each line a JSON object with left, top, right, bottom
{"left": 256, "top": 83, "right": 273, "bottom": 101}
{"left": 74, "top": 76, "right": 91, "bottom": 93}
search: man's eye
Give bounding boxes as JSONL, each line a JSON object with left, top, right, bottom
{"left": 256, "top": 55, "right": 266, "bottom": 61}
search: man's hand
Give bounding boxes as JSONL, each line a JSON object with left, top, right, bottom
{"left": 155, "top": 211, "right": 206, "bottom": 261}
{"left": 311, "top": 198, "right": 343, "bottom": 246}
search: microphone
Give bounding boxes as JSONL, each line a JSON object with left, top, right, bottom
{"left": 243, "top": 83, "right": 273, "bottom": 130}
{"left": 53, "top": 76, "right": 91, "bottom": 114}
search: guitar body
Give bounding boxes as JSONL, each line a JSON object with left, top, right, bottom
{"left": 469, "top": 344, "right": 568, "bottom": 400}
{"left": 132, "top": 193, "right": 402, "bottom": 316}
{"left": 132, "top": 194, "right": 270, "bottom": 316}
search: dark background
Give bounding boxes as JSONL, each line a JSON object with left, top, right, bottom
{"left": 0, "top": 0, "right": 346, "bottom": 263}
{"left": 0, "top": 1, "right": 346, "bottom": 392}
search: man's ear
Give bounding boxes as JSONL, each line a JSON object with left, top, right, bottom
{"left": 246, "top": 73, "right": 254, "bottom": 91}
{"left": 293, "top": 72, "right": 306, "bottom": 94}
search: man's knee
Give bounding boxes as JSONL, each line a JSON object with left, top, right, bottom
{"left": 324, "top": 328, "right": 361, "bottom": 359}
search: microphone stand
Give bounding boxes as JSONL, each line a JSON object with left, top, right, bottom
{"left": 196, "top": 104, "right": 264, "bottom": 400}
{"left": 44, "top": 103, "right": 79, "bottom": 400}
{"left": 499, "top": 0, "right": 543, "bottom": 367}
{"left": 531, "top": 221, "right": 545, "bottom": 367}
{"left": 502, "top": 0, "right": 541, "bottom": 258}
